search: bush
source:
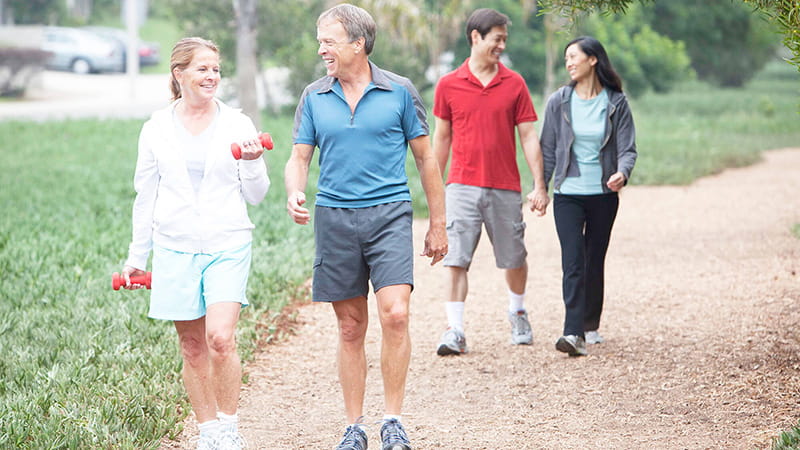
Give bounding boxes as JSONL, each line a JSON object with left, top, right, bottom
{"left": 0, "top": 47, "right": 51, "bottom": 97}
{"left": 579, "top": 4, "right": 694, "bottom": 98}
{"left": 646, "top": 0, "right": 780, "bottom": 87}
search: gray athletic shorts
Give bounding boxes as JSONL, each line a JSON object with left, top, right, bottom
{"left": 443, "top": 183, "right": 527, "bottom": 270}
{"left": 312, "top": 201, "right": 414, "bottom": 302}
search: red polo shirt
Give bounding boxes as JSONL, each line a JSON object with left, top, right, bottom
{"left": 433, "top": 59, "right": 537, "bottom": 192}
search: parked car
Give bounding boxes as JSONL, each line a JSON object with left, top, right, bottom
{"left": 82, "top": 26, "right": 160, "bottom": 68}
{"left": 41, "top": 26, "right": 124, "bottom": 74}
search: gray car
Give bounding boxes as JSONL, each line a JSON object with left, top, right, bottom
{"left": 82, "top": 26, "right": 160, "bottom": 68}
{"left": 41, "top": 26, "right": 124, "bottom": 74}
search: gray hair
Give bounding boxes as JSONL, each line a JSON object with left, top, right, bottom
{"left": 317, "top": 3, "right": 376, "bottom": 55}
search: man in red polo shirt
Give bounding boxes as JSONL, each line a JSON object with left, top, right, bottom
{"left": 433, "top": 8, "right": 549, "bottom": 356}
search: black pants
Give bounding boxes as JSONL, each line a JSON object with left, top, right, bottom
{"left": 553, "top": 193, "right": 619, "bottom": 337}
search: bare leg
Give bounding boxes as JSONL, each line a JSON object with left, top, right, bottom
{"left": 174, "top": 318, "right": 217, "bottom": 423}
{"left": 447, "top": 266, "right": 469, "bottom": 303}
{"left": 331, "top": 297, "right": 369, "bottom": 423}
{"left": 505, "top": 262, "right": 528, "bottom": 296}
{"left": 205, "top": 302, "right": 242, "bottom": 415}
{"left": 376, "top": 284, "right": 412, "bottom": 415}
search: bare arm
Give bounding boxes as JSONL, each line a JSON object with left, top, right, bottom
{"left": 518, "top": 121, "right": 549, "bottom": 216}
{"left": 433, "top": 116, "right": 452, "bottom": 179}
{"left": 409, "top": 134, "right": 448, "bottom": 265}
{"left": 284, "top": 143, "right": 315, "bottom": 225}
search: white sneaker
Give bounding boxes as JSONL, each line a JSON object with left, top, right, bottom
{"left": 217, "top": 428, "right": 246, "bottom": 450}
{"left": 585, "top": 330, "right": 604, "bottom": 345}
{"left": 437, "top": 328, "right": 468, "bottom": 355}
{"left": 508, "top": 310, "right": 533, "bottom": 345}
{"left": 193, "top": 434, "right": 220, "bottom": 450}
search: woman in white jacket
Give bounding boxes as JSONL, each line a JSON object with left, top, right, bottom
{"left": 120, "top": 37, "right": 269, "bottom": 450}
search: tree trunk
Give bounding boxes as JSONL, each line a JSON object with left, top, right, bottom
{"left": 543, "top": 13, "right": 567, "bottom": 101}
{"left": 233, "top": 0, "right": 260, "bottom": 130}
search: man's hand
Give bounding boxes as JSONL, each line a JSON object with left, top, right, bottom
{"left": 527, "top": 187, "right": 550, "bottom": 216}
{"left": 286, "top": 191, "right": 310, "bottom": 225}
{"left": 421, "top": 222, "right": 448, "bottom": 266}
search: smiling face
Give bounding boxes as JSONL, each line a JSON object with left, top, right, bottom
{"left": 317, "top": 17, "right": 361, "bottom": 79}
{"left": 565, "top": 43, "right": 597, "bottom": 84}
{"left": 174, "top": 47, "right": 220, "bottom": 103}
{"left": 471, "top": 25, "right": 507, "bottom": 65}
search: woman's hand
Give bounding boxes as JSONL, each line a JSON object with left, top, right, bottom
{"left": 121, "top": 265, "right": 147, "bottom": 290}
{"left": 527, "top": 188, "right": 550, "bottom": 216}
{"left": 606, "top": 172, "right": 627, "bottom": 192}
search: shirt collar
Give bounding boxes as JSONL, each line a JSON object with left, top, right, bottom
{"left": 317, "top": 60, "right": 393, "bottom": 93}
{"left": 455, "top": 57, "right": 512, "bottom": 87}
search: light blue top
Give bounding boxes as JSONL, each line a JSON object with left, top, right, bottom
{"left": 293, "top": 62, "right": 428, "bottom": 208}
{"left": 558, "top": 88, "right": 608, "bottom": 195}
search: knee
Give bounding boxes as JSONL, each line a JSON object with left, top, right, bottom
{"left": 179, "top": 334, "right": 208, "bottom": 367}
{"left": 338, "top": 316, "right": 368, "bottom": 344}
{"left": 381, "top": 304, "right": 409, "bottom": 334}
{"left": 206, "top": 328, "right": 236, "bottom": 357}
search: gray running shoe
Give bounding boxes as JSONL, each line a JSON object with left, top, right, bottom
{"left": 585, "top": 330, "right": 604, "bottom": 345}
{"left": 555, "top": 335, "right": 588, "bottom": 356}
{"left": 436, "top": 328, "right": 467, "bottom": 356}
{"left": 380, "top": 419, "right": 411, "bottom": 450}
{"left": 508, "top": 310, "right": 533, "bottom": 345}
{"left": 336, "top": 425, "right": 368, "bottom": 450}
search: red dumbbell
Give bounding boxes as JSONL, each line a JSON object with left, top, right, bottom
{"left": 112, "top": 271, "right": 152, "bottom": 290}
{"left": 231, "top": 133, "right": 274, "bottom": 160}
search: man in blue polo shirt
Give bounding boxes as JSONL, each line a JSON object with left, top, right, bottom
{"left": 284, "top": 4, "right": 447, "bottom": 450}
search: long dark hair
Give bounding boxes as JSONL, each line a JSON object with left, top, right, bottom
{"left": 565, "top": 36, "right": 623, "bottom": 92}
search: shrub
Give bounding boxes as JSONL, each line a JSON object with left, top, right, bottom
{"left": 0, "top": 47, "right": 51, "bottom": 97}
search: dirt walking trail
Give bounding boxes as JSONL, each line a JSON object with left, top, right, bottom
{"left": 164, "top": 148, "right": 800, "bottom": 450}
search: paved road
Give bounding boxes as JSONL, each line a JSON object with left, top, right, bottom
{"left": 0, "top": 70, "right": 172, "bottom": 121}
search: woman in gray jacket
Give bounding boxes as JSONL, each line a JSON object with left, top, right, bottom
{"left": 540, "top": 36, "right": 637, "bottom": 357}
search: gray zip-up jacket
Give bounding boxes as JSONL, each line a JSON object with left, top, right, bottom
{"left": 540, "top": 85, "right": 637, "bottom": 193}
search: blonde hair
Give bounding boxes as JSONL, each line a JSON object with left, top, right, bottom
{"left": 169, "top": 37, "right": 220, "bottom": 101}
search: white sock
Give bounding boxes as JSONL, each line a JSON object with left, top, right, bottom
{"left": 198, "top": 419, "right": 220, "bottom": 437}
{"left": 383, "top": 414, "right": 402, "bottom": 423}
{"left": 217, "top": 412, "right": 238, "bottom": 432}
{"left": 508, "top": 289, "right": 525, "bottom": 314}
{"left": 445, "top": 301, "right": 465, "bottom": 330}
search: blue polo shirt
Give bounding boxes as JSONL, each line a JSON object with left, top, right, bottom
{"left": 293, "top": 61, "right": 429, "bottom": 208}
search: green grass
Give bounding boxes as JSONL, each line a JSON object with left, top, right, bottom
{"left": 1, "top": 60, "right": 798, "bottom": 447}
{"left": 628, "top": 59, "right": 800, "bottom": 185}
{"left": 774, "top": 426, "right": 800, "bottom": 449}
{"left": 792, "top": 224, "right": 800, "bottom": 240}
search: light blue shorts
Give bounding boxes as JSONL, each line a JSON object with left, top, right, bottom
{"left": 149, "top": 242, "right": 251, "bottom": 321}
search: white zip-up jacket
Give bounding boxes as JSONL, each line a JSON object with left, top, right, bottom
{"left": 125, "top": 99, "right": 270, "bottom": 270}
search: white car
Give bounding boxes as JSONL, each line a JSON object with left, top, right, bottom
{"left": 41, "top": 26, "right": 124, "bottom": 74}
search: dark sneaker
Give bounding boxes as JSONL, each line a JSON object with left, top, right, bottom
{"left": 436, "top": 328, "right": 468, "bottom": 356}
{"left": 380, "top": 419, "right": 411, "bottom": 450}
{"left": 508, "top": 310, "right": 533, "bottom": 345}
{"left": 335, "top": 425, "right": 368, "bottom": 450}
{"left": 555, "top": 335, "right": 588, "bottom": 356}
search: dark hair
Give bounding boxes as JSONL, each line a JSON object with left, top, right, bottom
{"left": 169, "top": 37, "right": 219, "bottom": 101}
{"left": 565, "top": 36, "right": 623, "bottom": 92}
{"left": 465, "top": 8, "right": 510, "bottom": 47}
{"left": 318, "top": 3, "right": 376, "bottom": 55}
